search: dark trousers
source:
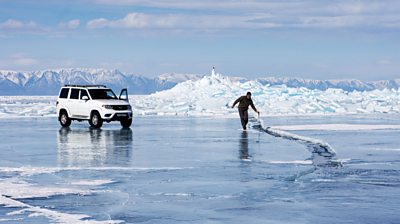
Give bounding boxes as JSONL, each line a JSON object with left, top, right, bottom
{"left": 238, "top": 108, "right": 248, "bottom": 129}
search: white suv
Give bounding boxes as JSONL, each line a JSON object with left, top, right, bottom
{"left": 56, "top": 85, "right": 133, "bottom": 128}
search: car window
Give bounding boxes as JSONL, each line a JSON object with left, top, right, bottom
{"left": 80, "top": 89, "right": 89, "bottom": 100}
{"left": 70, "top": 88, "right": 79, "bottom": 99}
{"left": 59, "top": 88, "right": 69, "bottom": 98}
{"left": 88, "top": 89, "right": 117, "bottom": 99}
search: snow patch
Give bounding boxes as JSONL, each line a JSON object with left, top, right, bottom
{"left": 0, "top": 177, "right": 122, "bottom": 224}
{"left": 0, "top": 195, "right": 122, "bottom": 224}
{"left": 0, "top": 178, "right": 91, "bottom": 199}
{"left": 0, "top": 166, "right": 193, "bottom": 176}
{"left": 69, "top": 179, "right": 115, "bottom": 186}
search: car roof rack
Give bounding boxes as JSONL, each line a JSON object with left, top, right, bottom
{"left": 64, "top": 84, "right": 107, "bottom": 88}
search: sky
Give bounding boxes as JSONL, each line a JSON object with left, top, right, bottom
{"left": 0, "top": 0, "right": 400, "bottom": 80}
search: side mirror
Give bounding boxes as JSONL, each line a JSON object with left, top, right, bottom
{"left": 82, "top": 96, "right": 89, "bottom": 101}
{"left": 119, "top": 88, "right": 129, "bottom": 102}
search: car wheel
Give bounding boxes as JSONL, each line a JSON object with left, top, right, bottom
{"left": 59, "top": 111, "right": 71, "bottom": 127}
{"left": 120, "top": 118, "right": 132, "bottom": 128}
{"left": 89, "top": 111, "right": 103, "bottom": 128}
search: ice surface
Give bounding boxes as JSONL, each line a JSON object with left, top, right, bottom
{"left": 1, "top": 116, "right": 400, "bottom": 223}
{"left": 2, "top": 74, "right": 400, "bottom": 118}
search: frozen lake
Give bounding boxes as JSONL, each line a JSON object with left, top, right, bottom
{"left": 0, "top": 115, "right": 399, "bottom": 223}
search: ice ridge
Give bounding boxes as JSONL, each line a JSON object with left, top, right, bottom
{"left": 250, "top": 117, "right": 339, "bottom": 167}
{"left": 2, "top": 73, "right": 400, "bottom": 117}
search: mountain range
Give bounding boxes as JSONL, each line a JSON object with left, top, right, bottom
{"left": 0, "top": 68, "right": 399, "bottom": 95}
{"left": 256, "top": 77, "right": 400, "bottom": 92}
{"left": 0, "top": 68, "right": 202, "bottom": 96}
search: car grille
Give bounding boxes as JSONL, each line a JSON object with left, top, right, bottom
{"left": 112, "top": 105, "right": 129, "bottom": 110}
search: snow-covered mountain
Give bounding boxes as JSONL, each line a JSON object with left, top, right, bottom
{"left": 1, "top": 68, "right": 400, "bottom": 96}
{"left": 256, "top": 77, "right": 400, "bottom": 92}
{"left": 0, "top": 69, "right": 202, "bottom": 96}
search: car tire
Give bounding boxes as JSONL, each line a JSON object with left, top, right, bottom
{"left": 59, "top": 111, "right": 71, "bottom": 127}
{"left": 120, "top": 118, "right": 132, "bottom": 128}
{"left": 89, "top": 111, "right": 103, "bottom": 128}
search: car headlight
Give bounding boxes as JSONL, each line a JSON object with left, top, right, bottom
{"left": 103, "top": 105, "right": 113, "bottom": 109}
{"left": 127, "top": 105, "right": 131, "bottom": 109}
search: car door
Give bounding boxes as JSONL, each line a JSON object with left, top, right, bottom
{"left": 68, "top": 88, "right": 80, "bottom": 117}
{"left": 76, "top": 89, "right": 91, "bottom": 118}
{"left": 119, "top": 88, "right": 129, "bottom": 102}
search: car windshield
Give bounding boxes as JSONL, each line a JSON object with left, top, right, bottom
{"left": 89, "top": 89, "right": 117, "bottom": 99}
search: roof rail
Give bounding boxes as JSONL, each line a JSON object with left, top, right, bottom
{"left": 64, "top": 84, "right": 107, "bottom": 88}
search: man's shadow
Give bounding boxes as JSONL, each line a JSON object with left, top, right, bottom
{"left": 239, "top": 131, "right": 250, "bottom": 160}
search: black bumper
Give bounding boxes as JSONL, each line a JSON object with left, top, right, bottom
{"left": 105, "top": 113, "right": 132, "bottom": 121}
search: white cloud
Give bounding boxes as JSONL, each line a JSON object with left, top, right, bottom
{"left": 88, "top": 0, "right": 400, "bottom": 30}
{"left": 299, "top": 15, "right": 366, "bottom": 28}
{"left": 90, "top": 12, "right": 397, "bottom": 31}
{"left": 88, "top": 12, "right": 187, "bottom": 30}
{"left": 87, "top": 12, "right": 280, "bottom": 30}
{"left": 58, "top": 19, "right": 80, "bottom": 29}
{"left": 0, "top": 19, "right": 52, "bottom": 36}
{"left": 1, "top": 1, "right": 398, "bottom": 33}
{"left": 87, "top": 18, "right": 113, "bottom": 29}
{"left": 0, "top": 19, "right": 37, "bottom": 30}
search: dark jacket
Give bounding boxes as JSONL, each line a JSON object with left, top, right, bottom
{"left": 233, "top": 96, "right": 257, "bottom": 112}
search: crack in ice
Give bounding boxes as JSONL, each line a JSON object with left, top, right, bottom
{"left": 250, "top": 117, "right": 342, "bottom": 168}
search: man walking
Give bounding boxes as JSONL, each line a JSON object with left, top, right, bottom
{"left": 232, "top": 92, "right": 259, "bottom": 130}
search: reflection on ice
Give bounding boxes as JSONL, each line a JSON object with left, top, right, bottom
{"left": 57, "top": 127, "right": 133, "bottom": 167}
{"left": 239, "top": 131, "right": 250, "bottom": 160}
